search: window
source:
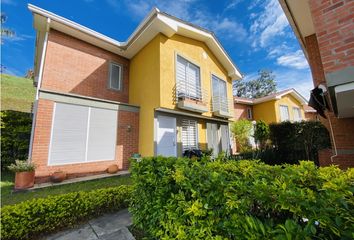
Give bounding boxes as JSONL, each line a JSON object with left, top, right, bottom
{"left": 176, "top": 55, "right": 201, "bottom": 99}
{"left": 279, "top": 105, "right": 290, "bottom": 122}
{"left": 247, "top": 108, "right": 253, "bottom": 119}
{"left": 109, "top": 62, "right": 122, "bottom": 90}
{"left": 181, "top": 119, "right": 198, "bottom": 151}
{"left": 212, "top": 75, "right": 228, "bottom": 112}
{"left": 49, "top": 103, "right": 117, "bottom": 165}
{"left": 293, "top": 107, "right": 302, "bottom": 122}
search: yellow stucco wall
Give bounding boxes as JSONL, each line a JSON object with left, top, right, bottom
{"left": 129, "top": 35, "right": 161, "bottom": 156}
{"left": 159, "top": 34, "right": 233, "bottom": 117}
{"left": 130, "top": 34, "right": 234, "bottom": 156}
{"left": 253, "top": 100, "right": 277, "bottom": 124}
{"left": 252, "top": 94, "right": 306, "bottom": 124}
{"left": 274, "top": 94, "right": 305, "bottom": 122}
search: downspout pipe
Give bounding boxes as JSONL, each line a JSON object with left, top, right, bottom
{"left": 28, "top": 17, "right": 51, "bottom": 162}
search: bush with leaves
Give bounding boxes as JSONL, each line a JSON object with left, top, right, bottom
{"left": 230, "top": 119, "right": 252, "bottom": 152}
{"left": 130, "top": 156, "right": 354, "bottom": 239}
{"left": 1, "top": 185, "right": 132, "bottom": 240}
{"left": 254, "top": 120, "right": 270, "bottom": 149}
{"left": 1, "top": 110, "right": 32, "bottom": 170}
{"left": 269, "top": 121, "right": 331, "bottom": 165}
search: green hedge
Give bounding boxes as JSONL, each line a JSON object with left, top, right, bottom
{"left": 269, "top": 121, "right": 331, "bottom": 165}
{"left": 1, "top": 185, "right": 132, "bottom": 240}
{"left": 130, "top": 157, "right": 354, "bottom": 239}
{"left": 1, "top": 110, "right": 32, "bottom": 170}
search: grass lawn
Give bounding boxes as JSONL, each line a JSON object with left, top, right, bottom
{"left": 1, "top": 74, "right": 35, "bottom": 113}
{"left": 1, "top": 171, "right": 132, "bottom": 206}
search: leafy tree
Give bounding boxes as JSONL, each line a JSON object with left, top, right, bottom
{"left": 254, "top": 120, "right": 270, "bottom": 150}
{"left": 234, "top": 70, "right": 277, "bottom": 98}
{"left": 24, "top": 69, "right": 34, "bottom": 80}
{"left": 1, "top": 12, "right": 15, "bottom": 44}
{"left": 230, "top": 119, "right": 252, "bottom": 152}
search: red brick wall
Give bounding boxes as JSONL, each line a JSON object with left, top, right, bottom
{"left": 42, "top": 30, "right": 129, "bottom": 102}
{"left": 318, "top": 149, "right": 354, "bottom": 170}
{"left": 305, "top": 34, "right": 325, "bottom": 86}
{"left": 117, "top": 110, "right": 140, "bottom": 170}
{"left": 309, "top": 0, "right": 354, "bottom": 74}
{"left": 305, "top": 0, "right": 354, "bottom": 168}
{"left": 31, "top": 99, "right": 139, "bottom": 183}
{"left": 234, "top": 103, "right": 253, "bottom": 120}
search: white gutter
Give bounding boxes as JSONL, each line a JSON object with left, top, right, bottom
{"left": 28, "top": 4, "right": 123, "bottom": 47}
{"left": 35, "top": 18, "right": 50, "bottom": 100}
{"left": 28, "top": 4, "right": 241, "bottom": 80}
{"left": 29, "top": 17, "right": 50, "bottom": 161}
{"left": 124, "top": 7, "right": 160, "bottom": 45}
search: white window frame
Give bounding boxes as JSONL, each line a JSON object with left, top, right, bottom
{"left": 293, "top": 107, "right": 302, "bottom": 122}
{"left": 175, "top": 54, "right": 201, "bottom": 99}
{"left": 48, "top": 103, "right": 118, "bottom": 166}
{"left": 108, "top": 62, "right": 123, "bottom": 91}
{"left": 279, "top": 105, "right": 290, "bottom": 122}
{"left": 247, "top": 107, "right": 253, "bottom": 119}
{"left": 181, "top": 119, "right": 198, "bottom": 151}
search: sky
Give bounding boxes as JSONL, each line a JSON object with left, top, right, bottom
{"left": 1, "top": 0, "right": 314, "bottom": 99}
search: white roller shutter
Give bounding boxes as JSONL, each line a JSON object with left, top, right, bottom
{"left": 181, "top": 119, "right": 198, "bottom": 151}
{"left": 49, "top": 103, "right": 118, "bottom": 165}
{"left": 87, "top": 108, "right": 117, "bottom": 161}
{"left": 49, "top": 103, "right": 89, "bottom": 165}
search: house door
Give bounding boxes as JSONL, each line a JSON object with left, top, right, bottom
{"left": 207, "top": 123, "right": 220, "bottom": 156}
{"left": 156, "top": 115, "right": 177, "bottom": 157}
{"left": 220, "top": 124, "right": 230, "bottom": 154}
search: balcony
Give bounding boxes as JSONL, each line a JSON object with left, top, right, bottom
{"left": 212, "top": 96, "right": 233, "bottom": 118}
{"left": 176, "top": 81, "right": 209, "bottom": 113}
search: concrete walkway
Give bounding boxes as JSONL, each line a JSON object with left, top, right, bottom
{"left": 32, "top": 171, "right": 130, "bottom": 190}
{"left": 44, "top": 209, "right": 135, "bottom": 240}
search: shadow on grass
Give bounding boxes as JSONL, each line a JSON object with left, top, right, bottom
{"left": 1, "top": 171, "right": 131, "bottom": 207}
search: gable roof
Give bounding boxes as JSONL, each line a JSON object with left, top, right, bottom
{"left": 234, "top": 88, "right": 308, "bottom": 105}
{"left": 28, "top": 4, "right": 242, "bottom": 80}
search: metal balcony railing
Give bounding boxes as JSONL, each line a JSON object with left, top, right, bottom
{"left": 212, "top": 96, "right": 233, "bottom": 114}
{"left": 176, "top": 81, "right": 208, "bottom": 104}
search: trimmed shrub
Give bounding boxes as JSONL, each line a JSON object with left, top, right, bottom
{"left": 269, "top": 121, "right": 331, "bottom": 165}
{"left": 1, "top": 110, "right": 32, "bottom": 170}
{"left": 130, "top": 157, "right": 354, "bottom": 239}
{"left": 230, "top": 119, "right": 253, "bottom": 152}
{"left": 1, "top": 185, "right": 132, "bottom": 240}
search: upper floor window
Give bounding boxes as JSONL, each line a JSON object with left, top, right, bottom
{"left": 279, "top": 105, "right": 290, "bottom": 122}
{"left": 212, "top": 75, "right": 228, "bottom": 112}
{"left": 247, "top": 107, "right": 253, "bottom": 119}
{"left": 176, "top": 55, "right": 201, "bottom": 99}
{"left": 293, "top": 107, "right": 302, "bottom": 122}
{"left": 108, "top": 62, "right": 122, "bottom": 91}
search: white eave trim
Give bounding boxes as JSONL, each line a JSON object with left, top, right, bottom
{"left": 28, "top": 4, "right": 242, "bottom": 80}
{"left": 28, "top": 4, "right": 123, "bottom": 47}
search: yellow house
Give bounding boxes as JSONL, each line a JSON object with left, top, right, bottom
{"left": 129, "top": 9, "right": 242, "bottom": 157}
{"left": 27, "top": 3, "right": 242, "bottom": 182}
{"left": 233, "top": 89, "right": 309, "bottom": 124}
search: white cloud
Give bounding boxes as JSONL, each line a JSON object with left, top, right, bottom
{"left": 277, "top": 50, "right": 309, "bottom": 69}
{"left": 2, "top": 0, "right": 16, "bottom": 5}
{"left": 1, "top": 34, "right": 34, "bottom": 44}
{"left": 225, "top": 0, "right": 244, "bottom": 10}
{"left": 275, "top": 68, "right": 313, "bottom": 100}
{"left": 242, "top": 72, "right": 259, "bottom": 82}
{"left": 119, "top": 0, "right": 247, "bottom": 41}
{"left": 250, "top": 0, "right": 289, "bottom": 47}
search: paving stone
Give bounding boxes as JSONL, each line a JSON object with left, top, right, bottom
{"left": 100, "top": 227, "right": 135, "bottom": 240}
{"left": 45, "top": 224, "right": 98, "bottom": 240}
{"left": 89, "top": 209, "right": 132, "bottom": 237}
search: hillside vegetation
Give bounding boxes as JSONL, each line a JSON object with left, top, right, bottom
{"left": 1, "top": 74, "right": 35, "bottom": 113}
